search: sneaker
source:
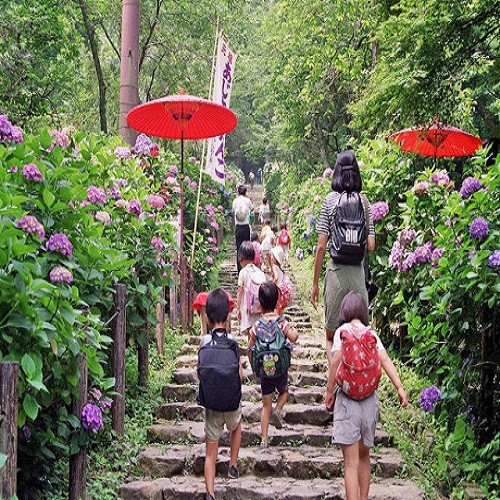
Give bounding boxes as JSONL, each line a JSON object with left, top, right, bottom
{"left": 260, "top": 439, "right": 269, "bottom": 448}
{"left": 205, "top": 493, "right": 216, "bottom": 500}
{"left": 228, "top": 465, "right": 239, "bottom": 479}
{"left": 271, "top": 408, "right": 284, "bottom": 429}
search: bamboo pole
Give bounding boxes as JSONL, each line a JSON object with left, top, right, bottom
{"left": 111, "top": 284, "right": 126, "bottom": 436}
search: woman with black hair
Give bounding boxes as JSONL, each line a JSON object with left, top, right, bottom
{"left": 311, "top": 150, "right": 375, "bottom": 366}
{"left": 232, "top": 185, "right": 253, "bottom": 272}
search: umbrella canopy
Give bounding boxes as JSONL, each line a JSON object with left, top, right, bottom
{"left": 389, "top": 120, "right": 482, "bottom": 158}
{"left": 126, "top": 91, "right": 237, "bottom": 140}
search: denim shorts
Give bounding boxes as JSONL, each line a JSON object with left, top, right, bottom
{"left": 332, "top": 390, "right": 379, "bottom": 447}
{"left": 260, "top": 372, "right": 289, "bottom": 396}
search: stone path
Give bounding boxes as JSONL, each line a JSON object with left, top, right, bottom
{"left": 119, "top": 185, "right": 424, "bottom": 499}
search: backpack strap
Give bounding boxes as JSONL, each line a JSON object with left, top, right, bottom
{"left": 360, "top": 193, "right": 371, "bottom": 281}
{"left": 210, "top": 328, "right": 228, "bottom": 342}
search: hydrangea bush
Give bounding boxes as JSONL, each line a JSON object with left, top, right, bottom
{"left": 0, "top": 116, "right": 233, "bottom": 493}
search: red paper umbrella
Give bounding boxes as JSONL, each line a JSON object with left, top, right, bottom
{"left": 389, "top": 119, "right": 482, "bottom": 158}
{"left": 127, "top": 91, "right": 237, "bottom": 140}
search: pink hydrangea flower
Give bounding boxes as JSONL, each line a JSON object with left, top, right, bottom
{"left": 95, "top": 211, "right": 111, "bottom": 225}
{"left": 128, "top": 199, "right": 142, "bottom": 215}
{"left": 371, "top": 201, "right": 389, "bottom": 221}
{"left": 115, "top": 199, "right": 129, "bottom": 210}
{"left": 147, "top": 195, "right": 165, "bottom": 210}
{"left": 86, "top": 186, "right": 106, "bottom": 205}
{"left": 17, "top": 215, "right": 45, "bottom": 240}
{"left": 151, "top": 236, "right": 164, "bottom": 251}
{"left": 169, "top": 165, "right": 178, "bottom": 174}
{"left": 206, "top": 256, "right": 214, "bottom": 265}
{"left": 49, "top": 266, "right": 73, "bottom": 284}
{"left": 414, "top": 181, "right": 430, "bottom": 195}
{"left": 114, "top": 146, "right": 132, "bottom": 159}
{"left": 48, "top": 130, "right": 70, "bottom": 151}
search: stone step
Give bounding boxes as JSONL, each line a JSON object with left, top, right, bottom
{"left": 138, "top": 444, "right": 405, "bottom": 480}
{"left": 180, "top": 344, "right": 326, "bottom": 360}
{"left": 172, "top": 368, "right": 327, "bottom": 387}
{"left": 162, "top": 384, "right": 325, "bottom": 405}
{"left": 120, "top": 476, "right": 424, "bottom": 499}
{"left": 174, "top": 356, "right": 326, "bottom": 373}
{"left": 147, "top": 420, "right": 392, "bottom": 448}
{"left": 156, "top": 401, "right": 332, "bottom": 426}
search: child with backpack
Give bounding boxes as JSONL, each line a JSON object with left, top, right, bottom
{"left": 248, "top": 282, "right": 299, "bottom": 448}
{"left": 198, "top": 288, "right": 244, "bottom": 500}
{"left": 251, "top": 231, "right": 261, "bottom": 268}
{"left": 277, "top": 222, "right": 291, "bottom": 266}
{"left": 237, "top": 241, "right": 266, "bottom": 337}
{"left": 259, "top": 197, "right": 270, "bottom": 225}
{"left": 324, "top": 291, "right": 408, "bottom": 500}
{"left": 270, "top": 246, "right": 292, "bottom": 315}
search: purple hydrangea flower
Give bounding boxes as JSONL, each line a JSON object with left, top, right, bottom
{"left": 86, "top": 186, "right": 106, "bottom": 205}
{"left": 309, "top": 215, "right": 316, "bottom": 227}
{"left": 147, "top": 195, "right": 165, "bottom": 210}
{"left": 419, "top": 385, "right": 441, "bottom": 413}
{"left": 389, "top": 241, "right": 404, "bottom": 268}
{"left": 401, "top": 252, "right": 416, "bottom": 272}
{"left": 206, "top": 256, "right": 214, "bottom": 265}
{"left": 95, "top": 211, "right": 111, "bottom": 225}
{"left": 49, "top": 266, "right": 73, "bottom": 284}
{"left": 431, "top": 248, "right": 445, "bottom": 262}
{"left": 414, "top": 181, "right": 430, "bottom": 195}
{"left": 116, "top": 178, "right": 128, "bottom": 188}
{"left": 17, "top": 215, "right": 45, "bottom": 240}
{"left": 133, "top": 134, "right": 153, "bottom": 155}
{"left": 0, "top": 115, "right": 24, "bottom": 143}
{"left": 399, "top": 229, "right": 416, "bottom": 246}
{"left": 151, "top": 236, "right": 164, "bottom": 251}
{"left": 371, "top": 201, "right": 389, "bottom": 221}
{"left": 168, "top": 165, "right": 178, "bottom": 175}
{"left": 128, "top": 199, "right": 142, "bottom": 215}
{"left": 322, "top": 167, "right": 333, "bottom": 179}
{"left": 459, "top": 177, "right": 483, "bottom": 199}
{"left": 431, "top": 170, "right": 450, "bottom": 188}
{"left": 22, "top": 163, "right": 43, "bottom": 182}
{"left": 107, "top": 184, "right": 122, "bottom": 200}
{"left": 488, "top": 250, "right": 500, "bottom": 268}
{"left": 414, "top": 241, "right": 434, "bottom": 264}
{"left": 114, "top": 146, "right": 132, "bottom": 159}
{"left": 469, "top": 217, "right": 489, "bottom": 239}
{"left": 81, "top": 403, "right": 104, "bottom": 432}
{"left": 101, "top": 398, "right": 112, "bottom": 412}
{"left": 46, "top": 233, "right": 73, "bottom": 257}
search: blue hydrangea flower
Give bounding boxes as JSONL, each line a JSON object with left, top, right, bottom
{"left": 419, "top": 385, "right": 441, "bottom": 413}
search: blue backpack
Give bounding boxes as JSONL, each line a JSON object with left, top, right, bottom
{"left": 250, "top": 317, "right": 291, "bottom": 379}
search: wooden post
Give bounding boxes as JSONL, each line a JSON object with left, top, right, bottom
{"left": 111, "top": 284, "right": 126, "bottom": 436}
{"left": 155, "top": 286, "right": 165, "bottom": 355}
{"left": 70, "top": 354, "right": 88, "bottom": 500}
{"left": 138, "top": 308, "right": 149, "bottom": 387}
{"left": 188, "top": 268, "right": 195, "bottom": 326}
{"left": 180, "top": 253, "right": 188, "bottom": 331}
{"left": 170, "top": 250, "right": 178, "bottom": 328}
{"left": 0, "top": 362, "right": 18, "bottom": 499}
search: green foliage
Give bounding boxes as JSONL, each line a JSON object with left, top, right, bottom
{"left": 0, "top": 123, "right": 233, "bottom": 496}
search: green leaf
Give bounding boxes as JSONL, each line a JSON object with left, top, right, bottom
{"left": 0, "top": 453, "right": 7, "bottom": 469}
{"left": 23, "top": 394, "right": 40, "bottom": 420}
{"left": 42, "top": 188, "right": 55, "bottom": 208}
{"left": 21, "top": 353, "right": 36, "bottom": 379}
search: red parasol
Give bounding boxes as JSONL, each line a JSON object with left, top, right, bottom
{"left": 127, "top": 90, "right": 237, "bottom": 330}
{"left": 389, "top": 119, "right": 482, "bottom": 158}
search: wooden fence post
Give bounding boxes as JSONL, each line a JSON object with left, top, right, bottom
{"left": 111, "top": 284, "right": 126, "bottom": 436}
{"left": 180, "top": 253, "right": 188, "bottom": 331}
{"left": 138, "top": 308, "right": 149, "bottom": 387}
{"left": 70, "top": 354, "right": 87, "bottom": 500}
{"left": 155, "top": 286, "right": 165, "bottom": 355}
{"left": 0, "top": 362, "right": 18, "bottom": 499}
{"left": 188, "top": 268, "right": 194, "bottom": 326}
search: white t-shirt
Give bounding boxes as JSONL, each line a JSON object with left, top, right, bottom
{"left": 232, "top": 196, "right": 253, "bottom": 225}
{"left": 201, "top": 329, "right": 235, "bottom": 347}
{"left": 331, "top": 321, "right": 385, "bottom": 353}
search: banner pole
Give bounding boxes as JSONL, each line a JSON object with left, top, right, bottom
{"left": 190, "top": 24, "right": 220, "bottom": 270}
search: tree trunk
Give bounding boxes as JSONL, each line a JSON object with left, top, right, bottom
{"left": 119, "top": 0, "right": 140, "bottom": 145}
{"left": 79, "top": 0, "right": 107, "bottom": 133}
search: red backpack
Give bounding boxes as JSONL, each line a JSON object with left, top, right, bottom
{"left": 336, "top": 323, "right": 381, "bottom": 400}
{"left": 278, "top": 229, "right": 290, "bottom": 245}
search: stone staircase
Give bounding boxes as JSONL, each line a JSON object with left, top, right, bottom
{"left": 119, "top": 183, "right": 424, "bottom": 499}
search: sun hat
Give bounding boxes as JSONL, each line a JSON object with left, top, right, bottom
{"left": 271, "top": 246, "right": 284, "bottom": 267}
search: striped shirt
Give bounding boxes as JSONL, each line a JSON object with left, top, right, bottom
{"left": 316, "top": 191, "right": 375, "bottom": 251}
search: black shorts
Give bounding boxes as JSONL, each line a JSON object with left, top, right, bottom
{"left": 260, "top": 372, "right": 289, "bottom": 396}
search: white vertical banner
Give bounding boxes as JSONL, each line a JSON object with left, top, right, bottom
{"left": 205, "top": 34, "right": 238, "bottom": 184}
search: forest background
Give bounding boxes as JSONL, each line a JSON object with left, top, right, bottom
{"left": 1, "top": 0, "right": 499, "bottom": 498}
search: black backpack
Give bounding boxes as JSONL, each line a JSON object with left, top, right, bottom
{"left": 198, "top": 330, "right": 241, "bottom": 412}
{"left": 330, "top": 191, "right": 367, "bottom": 265}
{"left": 250, "top": 318, "right": 291, "bottom": 379}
